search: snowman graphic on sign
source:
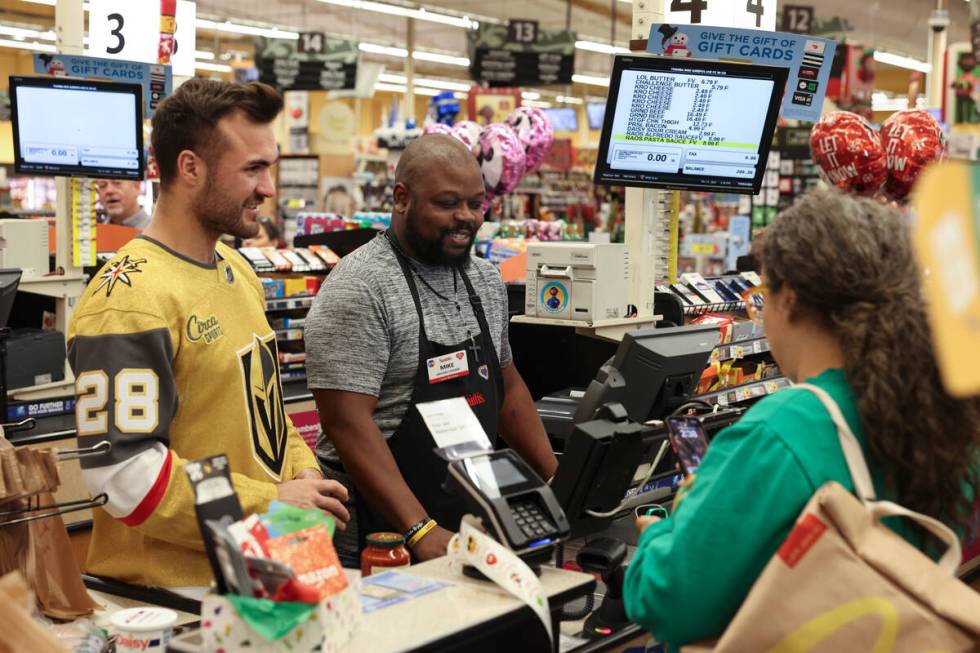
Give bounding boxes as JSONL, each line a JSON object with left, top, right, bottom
{"left": 659, "top": 25, "right": 692, "bottom": 58}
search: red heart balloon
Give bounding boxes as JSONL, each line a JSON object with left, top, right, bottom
{"left": 810, "top": 112, "right": 887, "bottom": 197}
{"left": 879, "top": 109, "right": 946, "bottom": 201}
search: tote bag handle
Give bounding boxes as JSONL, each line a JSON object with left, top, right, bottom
{"left": 793, "top": 383, "right": 962, "bottom": 574}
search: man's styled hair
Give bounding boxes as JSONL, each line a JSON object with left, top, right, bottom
{"left": 150, "top": 78, "right": 283, "bottom": 185}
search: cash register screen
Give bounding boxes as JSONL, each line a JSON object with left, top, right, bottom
{"left": 10, "top": 76, "right": 144, "bottom": 180}
{"left": 463, "top": 456, "right": 530, "bottom": 498}
{"left": 594, "top": 56, "right": 787, "bottom": 194}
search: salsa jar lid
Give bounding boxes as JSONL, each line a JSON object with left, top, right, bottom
{"left": 366, "top": 532, "right": 406, "bottom": 549}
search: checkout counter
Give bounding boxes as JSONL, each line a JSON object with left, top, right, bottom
{"left": 9, "top": 322, "right": 742, "bottom": 651}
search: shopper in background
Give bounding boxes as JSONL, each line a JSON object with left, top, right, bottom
{"left": 94, "top": 178, "right": 150, "bottom": 230}
{"left": 305, "top": 134, "right": 558, "bottom": 567}
{"left": 242, "top": 215, "right": 280, "bottom": 248}
{"left": 625, "top": 188, "right": 980, "bottom": 646}
{"left": 67, "top": 78, "right": 348, "bottom": 590}
{"left": 324, "top": 184, "right": 355, "bottom": 218}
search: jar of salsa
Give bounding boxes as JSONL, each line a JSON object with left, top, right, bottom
{"left": 361, "top": 532, "right": 410, "bottom": 577}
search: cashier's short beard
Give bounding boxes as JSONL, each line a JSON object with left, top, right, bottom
{"left": 193, "top": 170, "right": 260, "bottom": 240}
{"left": 404, "top": 208, "right": 472, "bottom": 266}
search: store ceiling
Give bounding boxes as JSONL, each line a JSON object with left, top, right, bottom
{"left": 1, "top": 1, "right": 974, "bottom": 92}
{"left": 191, "top": 0, "right": 971, "bottom": 79}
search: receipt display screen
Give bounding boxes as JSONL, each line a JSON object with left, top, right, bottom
{"left": 594, "top": 56, "right": 787, "bottom": 194}
{"left": 11, "top": 76, "right": 144, "bottom": 180}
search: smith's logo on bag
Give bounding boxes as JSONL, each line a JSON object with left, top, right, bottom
{"left": 238, "top": 333, "right": 288, "bottom": 479}
{"left": 777, "top": 512, "right": 827, "bottom": 569}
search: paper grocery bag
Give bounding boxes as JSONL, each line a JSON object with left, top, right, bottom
{"left": 684, "top": 482, "right": 980, "bottom": 652}
{"left": 0, "top": 493, "right": 97, "bottom": 619}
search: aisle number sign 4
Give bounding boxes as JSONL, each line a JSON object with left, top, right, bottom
{"left": 88, "top": 0, "right": 196, "bottom": 77}
{"left": 667, "top": 0, "right": 777, "bottom": 32}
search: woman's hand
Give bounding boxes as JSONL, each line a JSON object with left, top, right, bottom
{"left": 634, "top": 515, "right": 662, "bottom": 535}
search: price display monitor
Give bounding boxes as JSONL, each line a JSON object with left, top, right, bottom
{"left": 10, "top": 75, "right": 144, "bottom": 180}
{"left": 594, "top": 56, "right": 788, "bottom": 194}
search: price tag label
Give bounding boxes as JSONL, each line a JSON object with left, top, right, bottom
{"left": 665, "top": 0, "right": 776, "bottom": 31}
{"left": 88, "top": 0, "right": 196, "bottom": 76}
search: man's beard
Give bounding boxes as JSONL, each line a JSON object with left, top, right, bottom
{"left": 404, "top": 208, "right": 474, "bottom": 266}
{"left": 193, "top": 170, "right": 261, "bottom": 240}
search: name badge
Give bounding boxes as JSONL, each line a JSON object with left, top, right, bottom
{"left": 427, "top": 350, "right": 469, "bottom": 384}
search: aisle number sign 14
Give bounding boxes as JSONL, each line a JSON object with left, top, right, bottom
{"left": 88, "top": 0, "right": 196, "bottom": 77}
{"left": 912, "top": 161, "right": 980, "bottom": 397}
{"left": 667, "top": 0, "right": 777, "bottom": 32}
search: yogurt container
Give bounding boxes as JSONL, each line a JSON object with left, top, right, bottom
{"left": 110, "top": 607, "right": 178, "bottom": 653}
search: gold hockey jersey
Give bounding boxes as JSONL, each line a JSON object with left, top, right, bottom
{"left": 67, "top": 235, "right": 318, "bottom": 587}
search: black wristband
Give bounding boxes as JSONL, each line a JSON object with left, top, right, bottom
{"left": 404, "top": 517, "right": 432, "bottom": 541}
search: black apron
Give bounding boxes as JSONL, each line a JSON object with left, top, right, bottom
{"left": 354, "top": 233, "right": 505, "bottom": 549}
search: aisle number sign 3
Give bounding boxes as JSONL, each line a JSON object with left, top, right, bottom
{"left": 667, "top": 0, "right": 777, "bottom": 32}
{"left": 88, "top": 0, "right": 196, "bottom": 77}
{"left": 913, "top": 161, "right": 980, "bottom": 397}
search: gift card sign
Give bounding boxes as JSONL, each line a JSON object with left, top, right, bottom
{"left": 913, "top": 161, "right": 980, "bottom": 397}
{"left": 88, "top": 0, "right": 196, "bottom": 76}
{"left": 647, "top": 24, "right": 836, "bottom": 123}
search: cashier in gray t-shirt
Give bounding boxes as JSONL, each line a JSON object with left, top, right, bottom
{"left": 304, "top": 135, "right": 558, "bottom": 566}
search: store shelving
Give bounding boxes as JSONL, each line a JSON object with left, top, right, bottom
{"left": 275, "top": 328, "right": 304, "bottom": 342}
{"left": 697, "top": 376, "right": 790, "bottom": 407}
{"left": 710, "top": 336, "right": 770, "bottom": 363}
{"left": 266, "top": 296, "right": 315, "bottom": 311}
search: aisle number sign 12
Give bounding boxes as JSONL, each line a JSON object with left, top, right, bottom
{"left": 88, "top": 0, "right": 196, "bottom": 77}
{"left": 667, "top": 0, "right": 777, "bottom": 32}
{"left": 912, "top": 161, "right": 980, "bottom": 397}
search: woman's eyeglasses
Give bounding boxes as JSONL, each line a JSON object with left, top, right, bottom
{"left": 740, "top": 284, "right": 767, "bottom": 326}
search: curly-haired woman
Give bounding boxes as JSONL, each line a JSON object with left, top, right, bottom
{"left": 624, "top": 188, "right": 980, "bottom": 646}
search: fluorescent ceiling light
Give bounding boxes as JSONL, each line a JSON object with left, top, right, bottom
{"left": 523, "top": 99, "right": 553, "bottom": 109}
{"left": 522, "top": 92, "right": 541, "bottom": 100}
{"left": 317, "top": 0, "right": 476, "bottom": 29}
{"left": 0, "top": 25, "right": 56, "bottom": 40}
{"left": 412, "top": 50, "right": 469, "bottom": 66}
{"left": 359, "top": 42, "right": 409, "bottom": 57}
{"left": 557, "top": 95, "right": 583, "bottom": 105}
{"left": 197, "top": 19, "right": 298, "bottom": 40}
{"left": 871, "top": 92, "right": 926, "bottom": 112}
{"left": 575, "top": 40, "right": 628, "bottom": 55}
{"left": 572, "top": 73, "right": 610, "bottom": 87}
{"left": 195, "top": 50, "right": 215, "bottom": 61}
{"left": 374, "top": 82, "right": 446, "bottom": 97}
{"left": 0, "top": 38, "right": 56, "bottom": 53}
{"left": 196, "top": 61, "right": 233, "bottom": 73}
{"left": 873, "top": 51, "right": 931, "bottom": 73}
{"left": 359, "top": 42, "right": 469, "bottom": 67}
{"left": 378, "top": 73, "right": 471, "bottom": 92}
{"left": 22, "top": 0, "right": 91, "bottom": 8}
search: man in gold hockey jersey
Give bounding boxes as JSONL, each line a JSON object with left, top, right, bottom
{"left": 67, "top": 79, "right": 349, "bottom": 589}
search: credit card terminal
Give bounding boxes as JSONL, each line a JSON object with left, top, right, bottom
{"left": 445, "top": 450, "right": 570, "bottom": 554}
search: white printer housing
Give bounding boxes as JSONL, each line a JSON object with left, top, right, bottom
{"left": 525, "top": 242, "right": 629, "bottom": 322}
{"left": 0, "top": 219, "right": 48, "bottom": 277}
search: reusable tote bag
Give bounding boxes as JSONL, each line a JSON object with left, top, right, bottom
{"left": 684, "top": 384, "right": 980, "bottom": 652}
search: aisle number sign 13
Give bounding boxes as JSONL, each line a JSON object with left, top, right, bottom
{"left": 666, "top": 0, "right": 777, "bottom": 32}
{"left": 88, "top": 0, "right": 196, "bottom": 77}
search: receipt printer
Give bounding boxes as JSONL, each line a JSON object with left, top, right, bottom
{"left": 525, "top": 243, "right": 629, "bottom": 322}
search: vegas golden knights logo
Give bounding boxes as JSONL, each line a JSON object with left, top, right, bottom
{"left": 238, "top": 333, "right": 287, "bottom": 479}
